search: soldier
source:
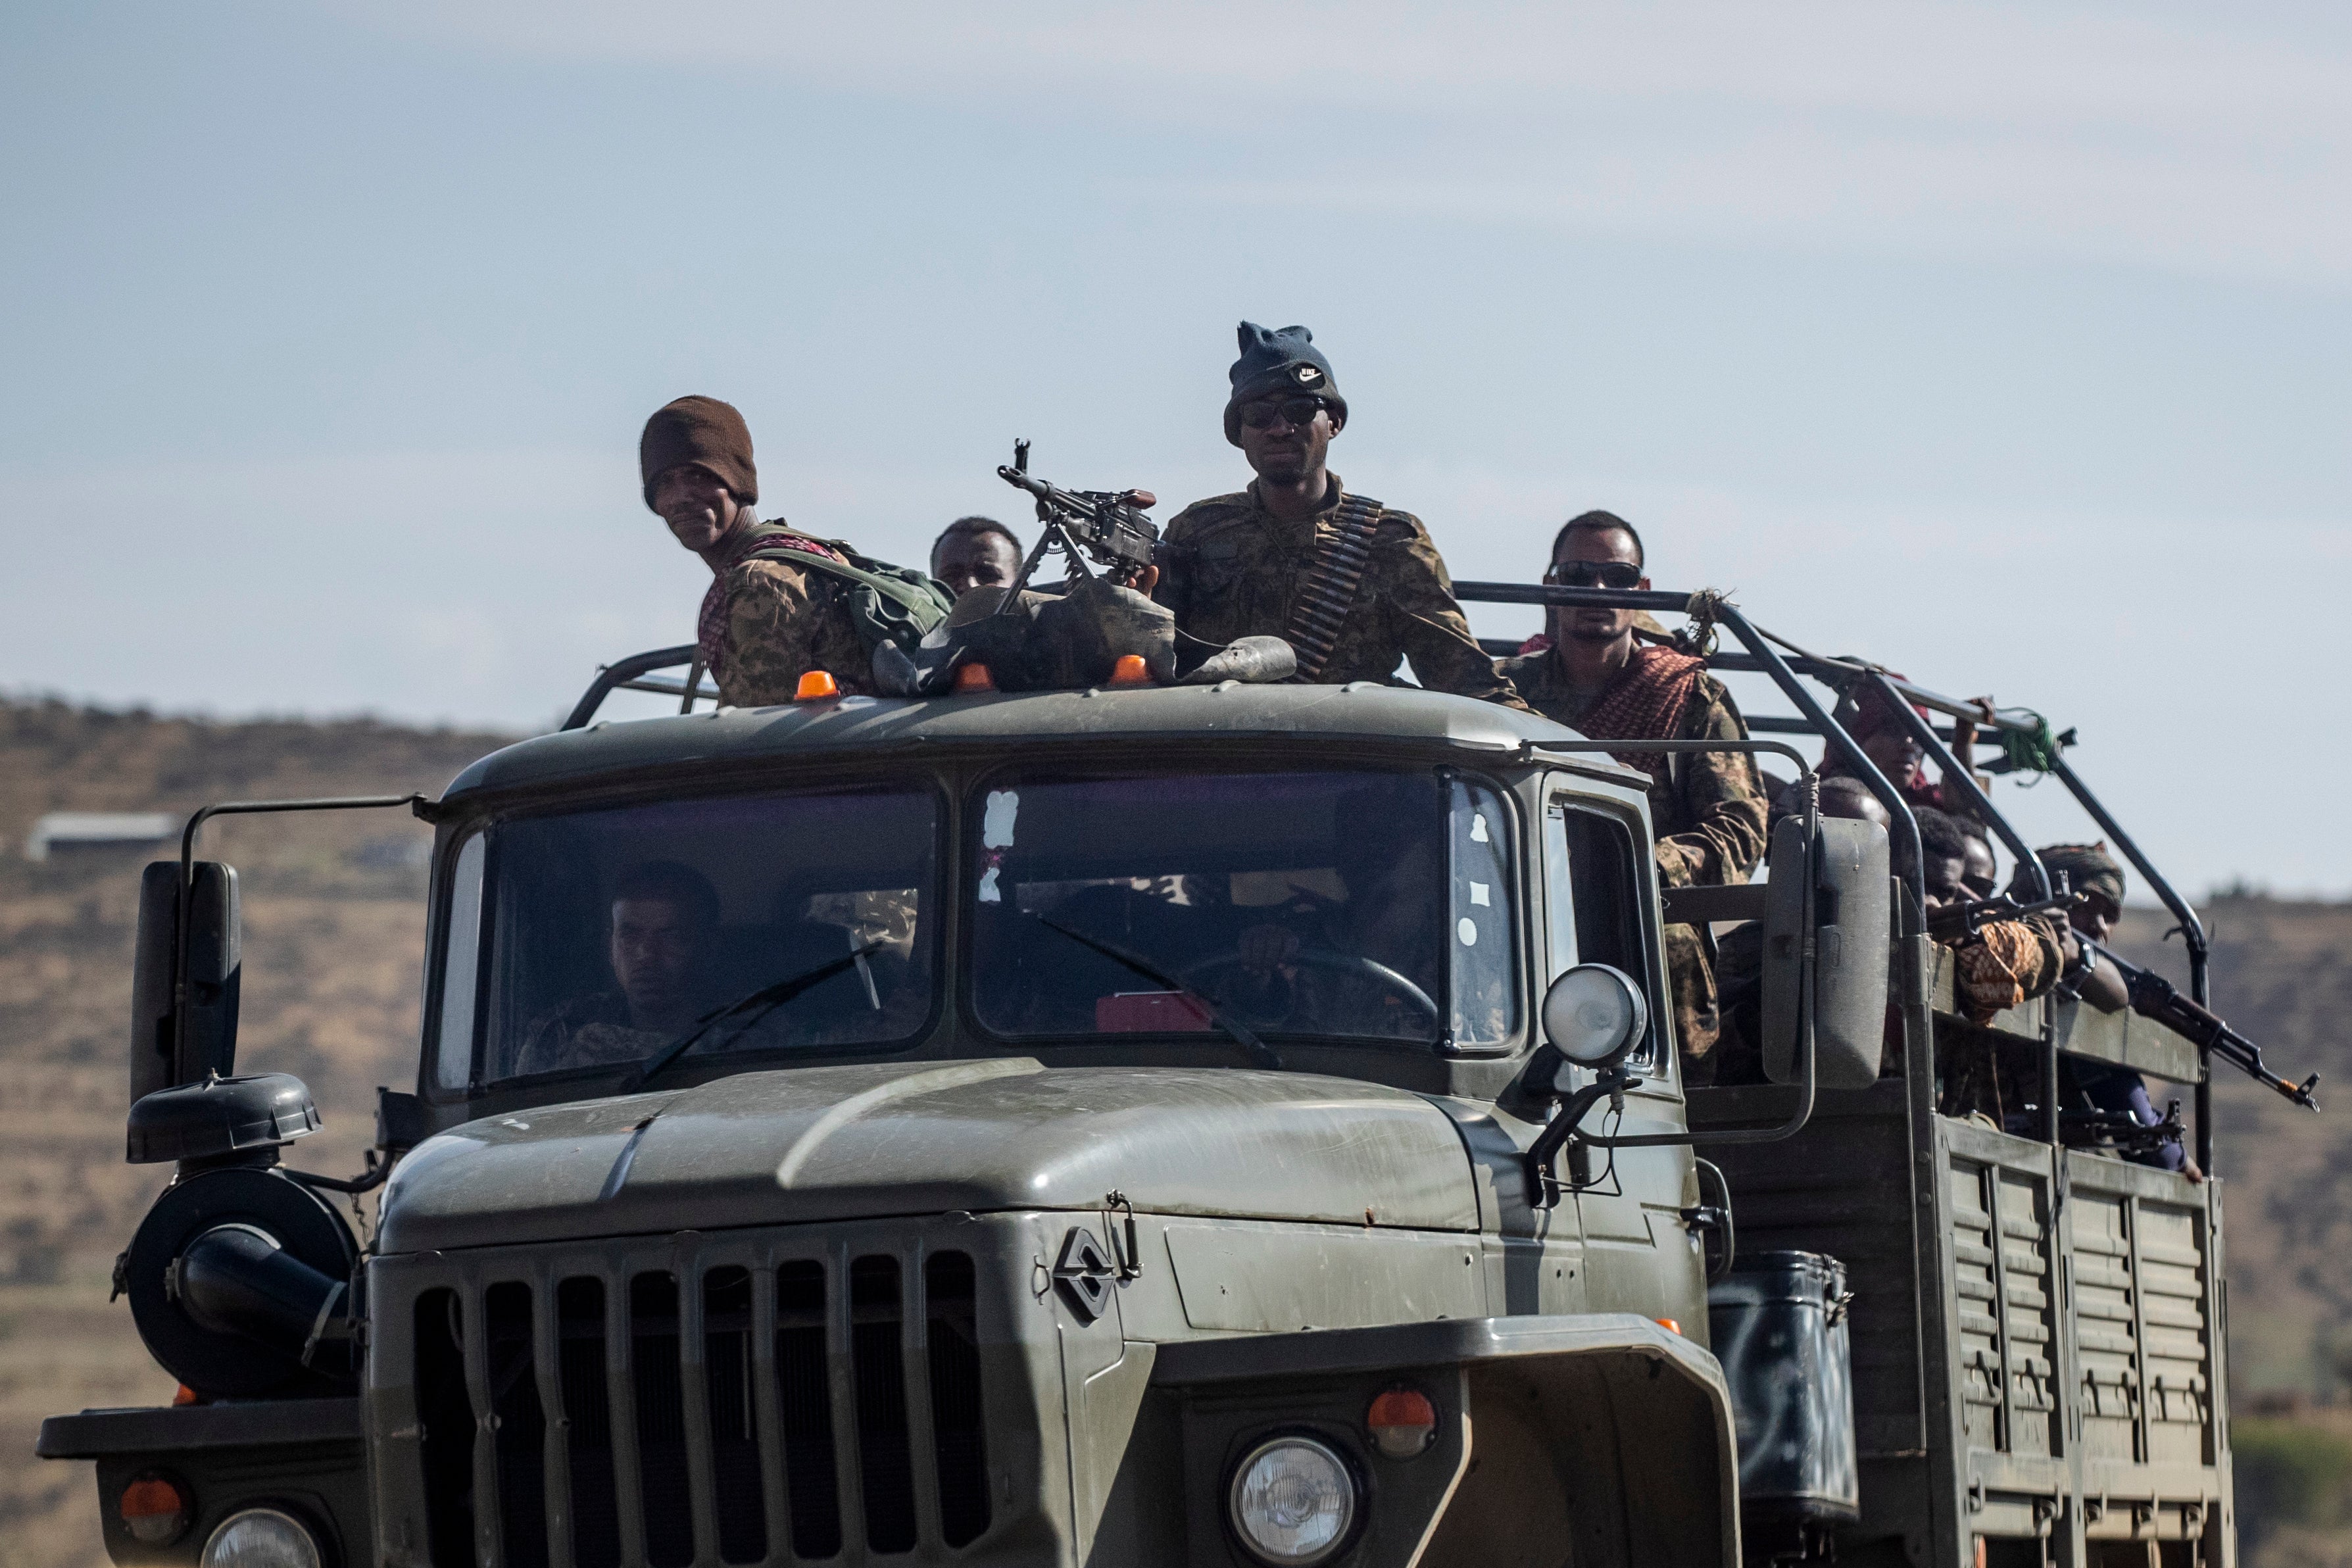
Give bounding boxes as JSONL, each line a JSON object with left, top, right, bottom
{"left": 1917, "top": 807, "right": 2069, "bottom": 1025}
{"left": 931, "top": 516, "right": 1023, "bottom": 599}
{"left": 1957, "top": 817, "right": 2000, "bottom": 898}
{"left": 641, "top": 394, "right": 875, "bottom": 706}
{"left": 1919, "top": 807, "right": 2088, "bottom": 1131}
{"left": 514, "top": 861, "right": 722, "bottom": 1075}
{"left": 1824, "top": 679, "right": 1997, "bottom": 817}
{"left": 1770, "top": 774, "right": 1890, "bottom": 837}
{"left": 2027, "top": 842, "right": 2198, "bottom": 1176}
{"left": 1498, "top": 511, "right": 1767, "bottom": 1076}
{"left": 1154, "top": 322, "right": 1527, "bottom": 707}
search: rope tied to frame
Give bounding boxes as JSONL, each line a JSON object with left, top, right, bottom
{"left": 1671, "top": 587, "right": 1731, "bottom": 659}
{"left": 1999, "top": 710, "right": 2067, "bottom": 775}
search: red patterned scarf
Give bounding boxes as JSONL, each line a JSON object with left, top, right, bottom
{"left": 1575, "top": 645, "right": 1708, "bottom": 779}
{"left": 695, "top": 522, "right": 843, "bottom": 679}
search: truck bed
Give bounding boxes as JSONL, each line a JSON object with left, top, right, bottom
{"left": 1690, "top": 983, "right": 2230, "bottom": 1566}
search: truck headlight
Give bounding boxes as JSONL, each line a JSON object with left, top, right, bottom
{"left": 1227, "top": 1435, "right": 1359, "bottom": 1565}
{"left": 201, "top": 1507, "right": 322, "bottom": 1568}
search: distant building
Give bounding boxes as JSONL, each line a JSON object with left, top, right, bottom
{"left": 24, "top": 812, "right": 178, "bottom": 862}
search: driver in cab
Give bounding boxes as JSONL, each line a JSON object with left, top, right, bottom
{"left": 515, "top": 862, "right": 721, "bottom": 1075}
{"left": 1209, "top": 833, "right": 1447, "bottom": 1041}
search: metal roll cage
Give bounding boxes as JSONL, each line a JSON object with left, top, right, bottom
{"left": 1456, "top": 580, "right": 2215, "bottom": 1170}
{"left": 560, "top": 644, "right": 707, "bottom": 731}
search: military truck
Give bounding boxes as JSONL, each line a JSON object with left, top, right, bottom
{"left": 40, "top": 580, "right": 2253, "bottom": 1567}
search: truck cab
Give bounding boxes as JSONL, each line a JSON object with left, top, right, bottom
{"left": 57, "top": 681, "right": 1788, "bottom": 1567}
{"left": 42, "top": 589, "right": 2248, "bottom": 1568}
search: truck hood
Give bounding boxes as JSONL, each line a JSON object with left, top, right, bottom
{"left": 377, "top": 1059, "right": 1480, "bottom": 1252}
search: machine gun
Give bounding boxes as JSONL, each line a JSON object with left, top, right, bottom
{"left": 1924, "top": 889, "right": 2082, "bottom": 946}
{"left": 2078, "top": 935, "right": 2321, "bottom": 1110}
{"left": 995, "top": 438, "right": 1160, "bottom": 593}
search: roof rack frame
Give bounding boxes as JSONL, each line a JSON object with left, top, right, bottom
{"left": 561, "top": 645, "right": 698, "bottom": 731}
{"left": 1456, "top": 579, "right": 2218, "bottom": 1171}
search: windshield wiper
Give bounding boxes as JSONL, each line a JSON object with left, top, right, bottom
{"left": 622, "top": 942, "right": 884, "bottom": 1092}
{"left": 1029, "top": 913, "right": 1282, "bottom": 1069}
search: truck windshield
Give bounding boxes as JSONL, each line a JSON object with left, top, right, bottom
{"left": 435, "top": 786, "right": 939, "bottom": 1089}
{"left": 968, "top": 769, "right": 1518, "bottom": 1048}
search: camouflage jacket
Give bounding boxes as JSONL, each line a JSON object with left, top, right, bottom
{"left": 1497, "top": 650, "right": 1769, "bottom": 889}
{"left": 713, "top": 556, "right": 874, "bottom": 708}
{"left": 1155, "top": 478, "right": 1528, "bottom": 708}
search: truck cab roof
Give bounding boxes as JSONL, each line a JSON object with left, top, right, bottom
{"left": 444, "top": 681, "right": 1648, "bottom": 803}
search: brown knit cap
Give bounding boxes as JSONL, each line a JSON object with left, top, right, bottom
{"left": 639, "top": 395, "right": 757, "bottom": 510}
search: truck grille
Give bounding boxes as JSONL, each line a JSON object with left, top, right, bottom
{"left": 407, "top": 1247, "right": 989, "bottom": 1565}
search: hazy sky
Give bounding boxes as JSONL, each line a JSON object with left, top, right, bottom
{"left": 3, "top": 1, "right": 2346, "bottom": 897}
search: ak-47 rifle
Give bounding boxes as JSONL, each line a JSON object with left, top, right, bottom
{"left": 995, "top": 439, "right": 1160, "bottom": 593}
{"left": 2059, "top": 1099, "right": 2189, "bottom": 1160}
{"left": 1925, "top": 889, "right": 2082, "bottom": 946}
{"left": 2078, "top": 935, "right": 2321, "bottom": 1111}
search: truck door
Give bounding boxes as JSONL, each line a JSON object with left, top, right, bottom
{"left": 1543, "top": 786, "right": 1708, "bottom": 1331}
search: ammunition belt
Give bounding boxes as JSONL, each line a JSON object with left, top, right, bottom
{"left": 1281, "top": 491, "right": 1383, "bottom": 681}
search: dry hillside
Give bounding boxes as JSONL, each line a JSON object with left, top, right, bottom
{"left": 0, "top": 695, "right": 2345, "bottom": 1564}
{"left": 0, "top": 697, "right": 513, "bottom": 1568}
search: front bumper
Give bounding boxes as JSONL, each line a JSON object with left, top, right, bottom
{"left": 37, "top": 1398, "right": 368, "bottom": 1567}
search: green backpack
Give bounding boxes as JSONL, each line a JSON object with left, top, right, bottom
{"left": 737, "top": 524, "right": 956, "bottom": 657}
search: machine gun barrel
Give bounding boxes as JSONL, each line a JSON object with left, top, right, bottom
{"left": 994, "top": 440, "right": 1159, "bottom": 589}
{"left": 995, "top": 465, "right": 1086, "bottom": 514}
{"left": 2079, "top": 935, "right": 2320, "bottom": 1110}
{"left": 1924, "top": 890, "right": 2080, "bottom": 945}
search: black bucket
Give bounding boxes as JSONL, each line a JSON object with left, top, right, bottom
{"left": 1707, "top": 1249, "right": 1859, "bottom": 1556}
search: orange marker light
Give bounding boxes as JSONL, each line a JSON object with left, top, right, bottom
{"left": 1365, "top": 1386, "right": 1438, "bottom": 1458}
{"left": 119, "top": 1471, "right": 193, "bottom": 1546}
{"left": 171, "top": 1383, "right": 199, "bottom": 1406}
{"left": 1654, "top": 1317, "right": 1682, "bottom": 1336}
{"left": 1107, "top": 654, "right": 1152, "bottom": 687}
{"left": 793, "top": 670, "right": 839, "bottom": 701}
{"left": 954, "top": 662, "right": 996, "bottom": 693}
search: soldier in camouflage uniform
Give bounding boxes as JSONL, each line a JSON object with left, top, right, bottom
{"left": 1497, "top": 512, "right": 1767, "bottom": 1077}
{"left": 1154, "top": 323, "right": 1527, "bottom": 708}
{"left": 641, "top": 395, "right": 873, "bottom": 707}
{"left": 1914, "top": 807, "right": 2072, "bottom": 1127}
{"left": 514, "top": 861, "right": 721, "bottom": 1076}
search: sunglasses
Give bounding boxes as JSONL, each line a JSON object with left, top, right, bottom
{"left": 1238, "top": 396, "right": 1329, "bottom": 430}
{"left": 1544, "top": 559, "right": 1644, "bottom": 590}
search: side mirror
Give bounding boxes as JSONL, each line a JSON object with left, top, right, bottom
{"left": 131, "top": 860, "right": 242, "bottom": 1102}
{"left": 1759, "top": 816, "right": 1890, "bottom": 1090}
{"left": 1542, "top": 964, "right": 1650, "bottom": 1074}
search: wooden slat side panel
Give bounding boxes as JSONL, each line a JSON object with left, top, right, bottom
{"left": 1948, "top": 1158, "right": 2003, "bottom": 1454}
{"left": 1995, "top": 1171, "right": 2059, "bottom": 1458}
{"left": 2140, "top": 1202, "right": 2215, "bottom": 1469}
{"left": 2068, "top": 1191, "right": 2141, "bottom": 1463}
